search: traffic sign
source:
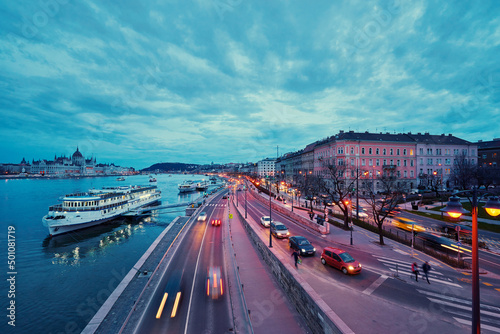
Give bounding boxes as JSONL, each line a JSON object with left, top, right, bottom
{"left": 229, "top": 214, "right": 233, "bottom": 219}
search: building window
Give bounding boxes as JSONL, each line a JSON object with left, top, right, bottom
{"left": 383, "top": 149, "right": 386, "bottom": 155}
{"left": 383, "top": 159, "right": 387, "bottom": 165}
{"left": 350, "top": 147, "right": 354, "bottom": 154}
{"left": 369, "top": 148, "right": 372, "bottom": 154}
{"left": 404, "top": 171, "right": 407, "bottom": 177}
{"left": 338, "top": 159, "right": 344, "bottom": 165}
{"left": 410, "top": 149, "right": 413, "bottom": 156}
{"left": 404, "top": 160, "right": 407, "bottom": 167}
{"left": 369, "top": 159, "right": 373, "bottom": 166}
{"left": 403, "top": 149, "right": 407, "bottom": 155}
{"left": 390, "top": 149, "right": 393, "bottom": 155}
{"left": 362, "top": 148, "right": 365, "bottom": 154}
{"left": 419, "top": 148, "right": 424, "bottom": 155}
{"left": 410, "top": 170, "right": 414, "bottom": 177}
{"left": 427, "top": 158, "right": 433, "bottom": 165}
{"left": 362, "top": 159, "right": 366, "bottom": 166}
{"left": 351, "top": 159, "right": 355, "bottom": 166}
{"left": 420, "top": 158, "right": 423, "bottom": 165}
{"left": 376, "top": 159, "right": 380, "bottom": 166}
{"left": 338, "top": 147, "right": 344, "bottom": 154}
{"left": 390, "top": 159, "right": 394, "bottom": 165}
{"left": 419, "top": 168, "right": 423, "bottom": 176}
{"left": 397, "top": 171, "right": 401, "bottom": 177}
{"left": 410, "top": 160, "right": 414, "bottom": 167}
{"left": 397, "top": 149, "right": 400, "bottom": 155}
{"left": 376, "top": 148, "right": 380, "bottom": 155}
{"left": 397, "top": 160, "right": 401, "bottom": 167}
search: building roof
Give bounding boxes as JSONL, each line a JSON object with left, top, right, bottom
{"left": 335, "top": 130, "right": 414, "bottom": 143}
{"left": 72, "top": 147, "right": 83, "bottom": 158}
{"left": 476, "top": 139, "right": 500, "bottom": 149}
{"left": 407, "top": 132, "right": 472, "bottom": 145}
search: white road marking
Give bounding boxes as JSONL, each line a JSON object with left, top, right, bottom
{"left": 417, "top": 289, "right": 500, "bottom": 312}
{"left": 453, "top": 317, "right": 500, "bottom": 333}
{"left": 362, "top": 274, "right": 388, "bottom": 295}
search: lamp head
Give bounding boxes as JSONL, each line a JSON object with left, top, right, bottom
{"left": 441, "top": 196, "right": 469, "bottom": 219}
{"left": 484, "top": 196, "right": 500, "bottom": 217}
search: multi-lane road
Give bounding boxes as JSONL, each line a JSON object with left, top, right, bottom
{"left": 237, "top": 185, "right": 500, "bottom": 333}
{"left": 132, "top": 192, "right": 233, "bottom": 334}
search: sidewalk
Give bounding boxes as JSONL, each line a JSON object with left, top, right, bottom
{"left": 227, "top": 200, "right": 310, "bottom": 334}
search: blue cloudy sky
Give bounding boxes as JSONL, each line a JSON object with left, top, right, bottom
{"left": 1, "top": 1, "right": 499, "bottom": 169}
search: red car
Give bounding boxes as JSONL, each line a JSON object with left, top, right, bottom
{"left": 211, "top": 219, "right": 221, "bottom": 226}
{"left": 321, "top": 247, "right": 362, "bottom": 275}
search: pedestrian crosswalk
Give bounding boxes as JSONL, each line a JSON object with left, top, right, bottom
{"left": 417, "top": 289, "right": 500, "bottom": 333}
{"left": 207, "top": 203, "right": 226, "bottom": 207}
{"left": 373, "top": 254, "right": 462, "bottom": 288}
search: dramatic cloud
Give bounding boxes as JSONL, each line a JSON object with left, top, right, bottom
{"left": 1, "top": 0, "right": 499, "bottom": 168}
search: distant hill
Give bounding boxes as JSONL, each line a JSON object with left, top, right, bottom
{"left": 141, "top": 162, "right": 199, "bottom": 172}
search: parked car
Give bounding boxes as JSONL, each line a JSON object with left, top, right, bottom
{"left": 198, "top": 212, "right": 207, "bottom": 221}
{"left": 222, "top": 195, "right": 228, "bottom": 199}
{"left": 211, "top": 219, "right": 221, "bottom": 226}
{"left": 270, "top": 221, "right": 290, "bottom": 238}
{"left": 321, "top": 247, "right": 362, "bottom": 275}
{"left": 289, "top": 236, "right": 316, "bottom": 256}
{"left": 260, "top": 216, "right": 273, "bottom": 228}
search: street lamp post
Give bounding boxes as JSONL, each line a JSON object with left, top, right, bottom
{"left": 441, "top": 192, "right": 500, "bottom": 334}
{"left": 245, "top": 182, "right": 247, "bottom": 219}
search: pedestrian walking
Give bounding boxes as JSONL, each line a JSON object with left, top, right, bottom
{"left": 411, "top": 262, "right": 419, "bottom": 282}
{"left": 422, "top": 261, "right": 431, "bottom": 284}
{"left": 291, "top": 250, "right": 300, "bottom": 269}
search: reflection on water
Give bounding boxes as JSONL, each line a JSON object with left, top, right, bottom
{"left": 42, "top": 214, "right": 160, "bottom": 266}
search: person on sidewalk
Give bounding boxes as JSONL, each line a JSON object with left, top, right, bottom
{"left": 411, "top": 262, "right": 419, "bottom": 282}
{"left": 291, "top": 250, "right": 300, "bottom": 269}
{"left": 422, "top": 261, "right": 431, "bottom": 284}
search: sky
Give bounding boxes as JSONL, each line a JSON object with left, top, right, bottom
{"left": 1, "top": 1, "right": 499, "bottom": 169}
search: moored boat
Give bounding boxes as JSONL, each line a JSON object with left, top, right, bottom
{"left": 178, "top": 180, "right": 197, "bottom": 193}
{"left": 42, "top": 185, "right": 161, "bottom": 236}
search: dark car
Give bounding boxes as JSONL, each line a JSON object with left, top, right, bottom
{"left": 434, "top": 222, "right": 472, "bottom": 235}
{"left": 222, "top": 195, "right": 228, "bottom": 199}
{"left": 321, "top": 247, "right": 361, "bottom": 275}
{"left": 289, "top": 236, "right": 316, "bottom": 256}
{"left": 416, "top": 232, "right": 471, "bottom": 255}
{"left": 380, "top": 207, "right": 401, "bottom": 217}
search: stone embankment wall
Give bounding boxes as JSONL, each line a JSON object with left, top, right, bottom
{"left": 233, "top": 202, "right": 349, "bottom": 334}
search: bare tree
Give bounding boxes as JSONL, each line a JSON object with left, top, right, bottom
{"left": 450, "top": 153, "right": 478, "bottom": 190}
{"left": 475, "top": 166, "right": 499, "bottom": 189}
{"left": 297, "top": 173, "right": 323, "bottom": 212}
{"left": 361, "top": 168, "right": 408, "bottom": 245}
{"left": 319, "top": 163, "right": 362, "bottom": 229}
{"left": 427, "top": 172, "right": 444, "bottom": 197}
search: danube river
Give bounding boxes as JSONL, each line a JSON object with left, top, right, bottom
{"left": 0, "top": 174, "right": 211, "bottom": 334}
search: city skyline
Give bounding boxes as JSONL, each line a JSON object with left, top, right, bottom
{"left": 1, "top": 1, "right": 499, "bottom": 169}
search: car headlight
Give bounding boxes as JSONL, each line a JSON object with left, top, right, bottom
{"left": 301, "top": 248, "right": 306, "bottom": 252}
{"left": 287, "top": 232, "right": 290, "bottom": 235}
{"left": 359, "top": 264, "right": 362, "bottom": 268}
{"left": 313, "top": 248, "right": 316, "bottom": 252}
{"left": 348, "top": 266, "right": 354, "bottom": 271}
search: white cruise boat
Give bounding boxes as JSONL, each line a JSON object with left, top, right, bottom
{"left": 178, "top": 180, "right": 197, "bottom": 193}
{"left": 196, "top": 180, "right": 210, "bottom": 191}
{"left": 42, "top": 185, "right": 161, "bottom": 236}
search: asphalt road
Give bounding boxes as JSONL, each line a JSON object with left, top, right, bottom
{"left": 133, "top": 193, "right": 233, "bottom": 334}
{"left": 237, "top": 188, "right": 500, "bottom": 333}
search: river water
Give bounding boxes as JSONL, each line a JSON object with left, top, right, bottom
{"left": 0, "top": 174, "right": 211, "bottom": 334}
